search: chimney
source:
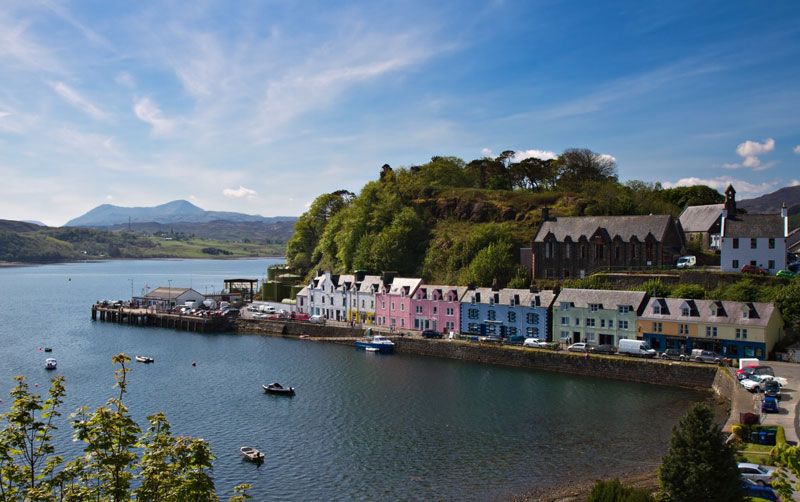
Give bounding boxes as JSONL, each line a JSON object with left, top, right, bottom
{"left": 381, "top": 271, "right": 396, "bottom": 286}
{"left": 475, "top": 292, "right": 481, "bottom": 303}
{"left": 542, "top": 207, "right": 550, "bottom": 221}
{"left": 529, "top": 281, "right": 539, "bottom": 293}
{"left": 494, "top": 293, "right": 500, "bottom": 304}
{"left": 467, "top": 282, "right": 476, "bottom": 291}
{"left": 783, "top": 202, "right": 789, "bottom": 237}
{"left": 354, "top": 270, "right": 366, "bottom": 282}
{"left": 491, "top": 278, "right": 499, "bottom": 291}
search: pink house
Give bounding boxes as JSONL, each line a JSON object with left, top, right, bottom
{"left": 411, "top": 285, "right": 467, "bottom": 334}
{"left": 374, "top": 276, "right": 423, "bottom": 331}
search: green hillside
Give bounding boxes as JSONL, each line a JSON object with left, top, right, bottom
{"left": 286, "top": 151, "right": 725, "bottom": 286}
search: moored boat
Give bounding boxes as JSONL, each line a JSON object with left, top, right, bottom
{"left": 262, "top": 382, "right": 295, "bottom": 395}
{"left": 355, "top": 334, "right": 394, "bottom": 353}
{"left": 135, "top": 356, "right": 154, "bottom": 363}
{"left": 240, "top": 446, "right": 264, "bottom": 463}
{"left": 44, "top": 347, "right": 53, "bottom": 352}
{"left": 45, "top": 358, "right": 57, "bottom": 369}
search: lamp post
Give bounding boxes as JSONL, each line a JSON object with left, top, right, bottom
{"left": 129, "top": 279, "right": 134, "bottom": 303}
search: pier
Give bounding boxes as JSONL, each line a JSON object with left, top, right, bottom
{"left": 91, "top": 305, "right": 233, "bottom": 333}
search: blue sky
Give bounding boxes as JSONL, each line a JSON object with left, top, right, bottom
{"left": 1, "top": 0, "right": 799, "bottom": 226}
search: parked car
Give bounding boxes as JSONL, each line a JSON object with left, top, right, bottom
{"left": 506, "top": 334, "right": 526, "bottom": 345}
{"left": 740, "top": 375, "right": 766, "bottom": 393}
{"left": 676, "top": 255, "right": 696, "bottom": 268}
{"left": 691, "top": 349, "right": 723, "bottom": 364}
{"left": 421, "top": 329, "right": 443, "bottom": 339}
{"left": 479, "top": 335, "right": 503, "bottom": 343}
{"left": 523, "top": 338, "right": 548, "bottom": 348}
{"left": 567, "top": 342, "right": 588, "bottom": 353}
{"left": 736, "top": 365, "right": 775, "bottom": 380}
{"left": 764, "top": 380, "right": 782, "bottom": 400}
{"left": 660, "top": 348, "right": 688, "bottom": 361}
{"left": 758, "top": 374, "right": 788, "bottom": 387}
{"left": 590, "top": 344, "right": 616, "bottom": 355}
{"left": 789, "top": 261, "right": 800, "bottom": 273}
{"left": 309, "top": 315, "right": 326, "bottom": 324}
{"left": 292, "top": 312, "right": 310, "bottom": 321}
{"left": 742, "top": 477, "right": 779, "bottom": 501}
{"left": 738, "top": 462, "right": 777, "bottom": 486}
{"left": 776, "top": 269, "right": 797, "bottom": 278}
{"left": 742, "top": 264, "right": 768, "bottom": 275}
{"left": 761, "top": 396, "right": 780, "bottom": 413}
{"left": 618, "top": 339, "right": 657, "bottom": 358}
{"left": 253, "top": 313, "right": 268, "bottom": 320}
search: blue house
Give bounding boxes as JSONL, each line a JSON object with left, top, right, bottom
{"left": 459, "top": 287, "right": 555, "bottom": 340}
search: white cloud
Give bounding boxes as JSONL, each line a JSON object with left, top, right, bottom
{"left": 731, "top": 138, "right": 775, "bottom": 170}
{"left": 223, "top": 186, "right": 257, "bottom": 199}
{"left": 598, "top": 153, "right": 617, "bottom": 164}
{"left": 134, "top": 97, "right": 176, "bottom": 136}
{"left": 512, "top": 149, "right": 558, "bottom": 162}
{"left": 115, "top": 72, "right": 135, "bottom": 88}
{"left": 481, "top": 147, "right": 493, "bottom": 157}
{"left": 791, "top": 180, "right": 800, "bottom": 187}
{"left": 794, "top": 145, "right": 800, "bottom": 154}
{"left": 49, "top": 81, "right": 108, "bottom": 120}
{"left": 662, "top": 176, "right": 777, "bottom": 199}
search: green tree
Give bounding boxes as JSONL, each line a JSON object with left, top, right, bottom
{"left": 670, "top": 284, "right": 706, "bottom": 300}
{"left": 466, "top": 240, "right": 516, "bottom": 287}
{"left": 659, "top": 402, "right": 743, "bottom": 502}
{"left": 556, "top": 148, "right": 618, "bottom": 191}
{"left": 773, "top": 282, "right": 800, "bottom": 335}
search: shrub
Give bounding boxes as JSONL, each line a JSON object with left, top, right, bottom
{"left": 588, "top": 478, "right": 654, "bottom": 502}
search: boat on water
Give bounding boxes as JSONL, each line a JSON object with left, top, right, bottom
{"left": 44, "top": 347, "right": 53, "bottom": 352}
{"left": 262, "top": 382, "right": 295, "bottom": 396}
{"left": 45, "top": 358, "right": 57, "bottom": 370}
{"left": 135, "top": 356, "right": 154, "bottom": 363}
{"left": 355, "top": 334, "right": 394, "bottom": 353}
{"left": 365, "top": 346, "right": 379, "bottom": 352}
{"left": 240, "top": 446, "right": 264, "bottom": 463}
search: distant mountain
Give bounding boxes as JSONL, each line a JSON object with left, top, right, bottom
{"left": 96, "top": 220, "right": 297, "bottom": 243}
{"left": 739, "top": 185, "right": 800, "bottom": 214}
{"left": 0, "top": 219, "right": 47, "bottom": 232}
{"left": 65, "top": 200, "right": 297, "bottom": 227}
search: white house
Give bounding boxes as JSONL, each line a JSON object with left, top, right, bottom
{"left": 720, "top": 185, "right": 789, "bottom": 275}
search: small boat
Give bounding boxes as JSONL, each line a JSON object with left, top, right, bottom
{"left": 355, "top": 334, "right": 394, "bottom": 353}
{"left": 135, "top": 356, "right": 154, "bottom": 363}
{"left": 262, "top": 382, "right": 295, "bottom": 395}
{"left": 44, "top": 347, "right": 53, "bottom": 352}
{"left": 240, "top": 446, "right": 264, "bottom": 463}
{"left": 365, "top": 346, "right": 379, "bottom": 352}
{"left": 45, "top": 358, "right": 57, "bottom": 370}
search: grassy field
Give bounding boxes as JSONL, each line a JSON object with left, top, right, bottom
{"left": 139, "top": 237, "right": 285, "bottom": 258}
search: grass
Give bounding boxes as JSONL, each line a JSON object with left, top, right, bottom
{"left": 140, "top": 237, "right": 284, "bottom": 258}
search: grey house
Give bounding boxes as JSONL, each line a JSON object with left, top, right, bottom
{"left": 678, "top": 203, "right": 723, "bottom": 250}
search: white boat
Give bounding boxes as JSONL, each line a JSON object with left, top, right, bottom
{"left": 45, "top": 358, "right": 57, "bottom": 370}
{"left": 135, "top": 356, "right": 154, "bottom": 363}
{"left": 355, "top": 334, "right": 394, "bottom": 353}
{"left": 240, "top": 446, "right": 264, "bottom": 463}
{"left": 365, "top": 346, "right": 379, "bottom": 352}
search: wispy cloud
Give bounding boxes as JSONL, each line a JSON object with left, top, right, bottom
{"left": 134, "top": 97, "right": 176, "bottom": 136}
{"left": 719, "top": 138, "right": 777, "bottom": 171}
{"left": 794, "top": 145, "right": 800, "bottom": 155}
{"left": 662, "top": 176, "right": 777, "bottom": 199}
{"left": 223, "top": 186, "right": 257, "bottom": 199}
{"left": 0, "top": 11, "right": 64, "bottom": 74}
{"left": 49, "top": 81, "right": 109, "bottom": 120}
{"left": 115, "top": 72, "right": 135, "bottom": 89}
{"left": 513, "top": 149, "right": 558, "bottom": 162}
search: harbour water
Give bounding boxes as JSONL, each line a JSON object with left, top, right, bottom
{"left": 0, "top": 259, "right": 709, "bottom": 501}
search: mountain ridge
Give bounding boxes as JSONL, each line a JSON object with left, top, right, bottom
{"left": 738, "top": 185, "right": 800, "bottom": 214}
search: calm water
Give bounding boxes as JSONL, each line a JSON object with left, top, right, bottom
{"left": 0, "top": 259, "right": 707, "bottom": 501}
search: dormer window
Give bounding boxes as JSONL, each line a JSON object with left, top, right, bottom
{"left": 589, "top": 304, "right": 599, "bottom": 312}
{"left": 681, "top": 307, "right": 690, "bottom": 316}
{"left": 471, "top": 296, "right": 476, "bottom": 304}
{"left": 561, "top": 303, "right": 570, "bottom": 311}
{"left": 489, "top": 297, "right": 495, "bottom": 306}
{"left": 742, "top": 309, "right": 748, "bottom": 319}
{"left": 653, "top": 304, "right": 661, "bottom": 315}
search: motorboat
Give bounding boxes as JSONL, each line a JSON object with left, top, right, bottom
{"left": 45, "top": 358, "right": 57, "bottom": 370}
{"left": 44, "top": 347, "right": 53, "bottom": 352}
{"left": 240, "top": 446, "right": 264, "bottom": 463}
{"left": 135, "top": 356, "right": 154, "bottom": 363}
{"left": 262, "top": 382, "right": 295, "bottom": 396}
{"left": 355, "top": 334, "right": 394, "bottom": 353}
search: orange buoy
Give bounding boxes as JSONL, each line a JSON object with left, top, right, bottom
{"left": 192, "top": 362, "right": 196, "bottom": 366}
{"left": 34, "top": 383, "right": 38, "bottom": 388}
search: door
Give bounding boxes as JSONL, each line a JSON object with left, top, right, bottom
{"left": 573, "top": 331, "right": 581, "bottom": 343}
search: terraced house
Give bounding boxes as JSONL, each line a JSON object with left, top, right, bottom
{"left": 638, "top": 298, "right": 785, "bottom": 360}
{"left": 374, "top": 275, "right": 423, "bottom": 330}
{"left": 459, "top": 287, "right": 555, "bottom": 340}
{"left": 301, "top": 270, "right": 348, "bottom": 320}
{"left": 411, "top": 285, "right": 468, "bottom": 334}
{"left": 553, "top": 289, "right": 646, "bottom": 346}
{"left": 348, "top": 272, "right": 381, "bottom": 324}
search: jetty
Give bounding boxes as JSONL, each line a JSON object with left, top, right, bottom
{"left": 91, "top": 305, "right": 233, "bottom": 333}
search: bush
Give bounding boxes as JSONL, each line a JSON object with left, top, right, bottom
{"left": 589, "top": 478, "right": 654, "bottom": 502}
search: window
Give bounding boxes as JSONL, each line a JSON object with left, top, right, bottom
{"left": 618, "top": 306, "right": 630, "bottom": 314}
{"left": 574, "top": 318, "right": 580, "bottom": 326}
{"left": 742, "top": 328, "right": 748, "bottom": 339}
{"left": 732, "top": 260, "right": 739, "bottom": 269}
{"left": 586, "top": 318, "right": 596, "bottom": 327}
{"left": 508, "top": 311, "right": 516, "bottom": 322}
{"left": 445, "top": 321, "right": 454, "bottom": 330}
{"left": 371, "top": 300, "right": 374, "bottom": 309}
{"left": 768, "top": 260, "right": 775, "bottom": 269}
{"left": 750, "top": 238, "right": 757, "bottom": 249}
{"left": 401, "top": 319, "right": 405, "bottom": 327}
{"left": 391, "top": 318, "right": 396, "bottom": 327}
{"left": 586, "top": 332, "right": 596, "bottom": 341}
{"left": 487, "top": 310, "right": 496, "bottom": 321}
{"left": 391, "top": 302, "right": 395, "bottom": 311}
{"left": 653, "top": 322, "right": 662, "bottom": 333}
{"left": 509, "top": 327, "right": 518, "bottom": 336}
{"left": 400, "top": 304, "right": 405, "bottom": 312}
{"left": 468, "top": 309, "right": 479, "bottom": 319}
{"left": 735, "top": 328, "right": 741, "bottom": 339}
{"left": 432, "top": 307, "right": 438, "bottom": 315}
{"left": 560, "top": 316, "right": 569, "bottom": 325}
{"left": 322, "top": 296, "right": 326, "bottom": 304}
{"left": 566, "top": 245, "right": 571, "bottom": 258}
{"left": 679, "top": 324, "right": 689, "bottom": 335}
{"left": 706, "top": 326, "right": 717, "bottom": 337}
{"left": 561, "top": 303, "right": 570, "bottom": 311}
{"left": 416, "top": 306, "right": 422, "bottom": 314}
{"left": 608, "top": 320, "right": 613, "bottom": 328}
{"left": 527, "top": 327, "right": 540, "bottom": 336}
{"left": 446, "top": 307, "right": 454, "bottom": 316}
{"left": 361, "top": 300, "right": 365, "bottom": 308}
{"left": 526, "top": 313, "right": 540, "bottom": 324}
{"left": 589, "top": 304, "right": 599, "bottom": 312}
{"left": 487, "top": 324, "right": 496, "bottom": 333}
{"left": 618, "top": 320, "right": 629, "bottom": 330}
{"left": 600, "top": 319, "right": 606, "bottom": 328}
{"left": 769, "top": 238, "right": 775, "bottom": 249}
{"left": 653, "top": 304, "right": 661, "bottom": 315}
{"left": 560, "top": 330, "right": 570, "bottom": 339}
{"left": 733, "top": 238, "right": 739, "bottom": 249}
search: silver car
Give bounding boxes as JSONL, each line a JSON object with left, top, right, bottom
{"left": 738, "top": 462, "right": 776, "bottom": 486}
{"left": 523, "top": 338, "right": 548, "bottom": 348}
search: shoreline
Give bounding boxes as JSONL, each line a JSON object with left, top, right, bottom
{"left": 0, "top": 256, "right": 286, "bottom": 267}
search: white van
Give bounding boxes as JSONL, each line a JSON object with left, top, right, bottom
{"left": 309, "top": 314, "right": 326, "bottom": 324}
{"left": 676, "top": 256, "right": 696, "bottom": 268}
{"left": 618, "top": 339, "right": 657, "bottom": 358}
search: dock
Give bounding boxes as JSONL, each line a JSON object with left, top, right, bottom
{"left": 91, "top": 305, "right": 233, "bottom": 333}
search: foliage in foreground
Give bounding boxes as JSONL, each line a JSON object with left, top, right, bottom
{"left": 588, "top": 478, "right": 654, "bottom": 502}
{"left": 659, "top": 402, "right": 743, "bottom": 502}
{"left": 0, "top": 354, "right": 250, "bottom": 502}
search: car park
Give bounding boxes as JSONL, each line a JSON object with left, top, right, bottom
{"left": 742, "top": 264, "right": 768, "bottom": 275}
{"left": 523, "top": 338, "right": 548, "bottom": 348}
{"left": 589, "top": 344, "right": 616, "bottom": 355}
{"left": 776, "top": 269, "right": 796, "bottom": 278}
{"left": 660, "top": 348, "right": 688, "bottom": 361}
{"left": 761, "top": 397, "right": 779, "bottom": 413}
{"left": 738, "top": 462, "right": 777, "bottom": 486}
{"left": 691, "top": 349, "right": 723, "bottom": 364}
{"left": 421, "top": 329, "right": 443, "bottom": 339}
{"left": 740, "top": 375, "right": 766, "bottom": 393}
{"left": 567, "top": 342, "right": 587, "bottom": 353}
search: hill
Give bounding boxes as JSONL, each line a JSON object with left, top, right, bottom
{"left": 739, "top": 185, "right": 800, "bottom": 213}
{"left": 0, "top": 219, "right": 46, "bottom": 232}
{"left": 95, "top": 220, "right": 296, "bottom": 243}
{"left": 65, "top": 200, "right": 297, "bottom": 227}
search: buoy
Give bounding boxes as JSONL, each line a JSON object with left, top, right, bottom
{"left": 39, "top": 347, "right": 42, "bottom": 351}
{"left": 34, "top": 383, "right": 38, "bottom": 388}
{"left": 192, "top": 362, "right": 196, "bottom": 366}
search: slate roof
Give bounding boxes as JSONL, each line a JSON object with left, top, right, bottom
{"left": 465, "top": 288, "right": 557, "bottom": 308}
{"left": 639, "top": 297, "right": 775, "bottom": 327}
{"left": 296, "top": 286, "right": 309, "bottom": 297}
{"left": 382, "top": 277, "right": 423, "bottom": 296}
{"left": 723, "top": 214, "right": 786, "bottom": 238}
{"left": 534, "top": 215, "right": 676, "bottom": 242}
{"left": 787, "top": 227, "right": 800, "bottom": 253}
{"left": 143, "top": 287, "right": 196, "bottom": 298}
{"left": 357, "top": 275, "right": 382, "bottom": 293}
{"left": 679, "top": 204, "right": 723, "bottom": 232}
{"left": 554, "top": 288, "right": 647, "bottom": 310}
{"left": 416, "top": 285, "right": 469, "bottom": 302}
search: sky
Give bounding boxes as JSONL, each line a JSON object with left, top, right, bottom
{"left": 1, "top": 1, "right": 799, "bottom": 226}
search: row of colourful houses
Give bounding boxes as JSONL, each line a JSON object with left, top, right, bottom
{"left": 295, "top": 271, "right": 785, "bottom": 360}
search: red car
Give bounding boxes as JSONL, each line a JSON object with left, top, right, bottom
{"left": 742, "top": 264, "right": 768, "bottom": 275}
{"left": 292, "top": 313, "right": 310, "bottom": 321}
